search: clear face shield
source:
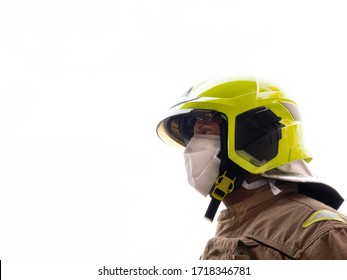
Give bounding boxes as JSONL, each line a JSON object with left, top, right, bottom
{"left": 157, "top": 109, "right": 227, "bottom": 149}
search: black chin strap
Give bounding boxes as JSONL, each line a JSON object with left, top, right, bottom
{"left": 204, "top": 122, "right": 247, "bottom": 222}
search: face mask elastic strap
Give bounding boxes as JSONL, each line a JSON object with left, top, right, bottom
{"left": 204, "top": 122, "right": 247, "bottom": 222}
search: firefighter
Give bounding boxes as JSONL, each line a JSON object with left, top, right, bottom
{"left": 156, "top": 76, "right": 347, "bottom": 259}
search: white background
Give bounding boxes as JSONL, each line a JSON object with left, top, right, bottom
{"left": 1, "top": 0, "right": 347, "bottom": 261}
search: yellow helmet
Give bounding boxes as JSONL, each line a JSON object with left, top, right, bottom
{"left": 157, "top": 76, "right": 312, "bottom": 174}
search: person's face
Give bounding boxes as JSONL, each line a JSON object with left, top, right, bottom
{"left": 193, "top": 118, "right": 222, "bottom": 136}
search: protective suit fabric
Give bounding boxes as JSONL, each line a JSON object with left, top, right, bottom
{"left": 201, "top": 182, "right": 347, "bottom": 260}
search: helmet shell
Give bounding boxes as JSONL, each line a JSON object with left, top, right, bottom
{"left": 157, "top": 76, "right": 312, "bottom": 174}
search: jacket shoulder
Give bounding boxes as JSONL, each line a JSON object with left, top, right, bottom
{"left": 246, "top": 192, "right": 347, "bottom": 259}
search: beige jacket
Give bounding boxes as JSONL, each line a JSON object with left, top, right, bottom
{"left": 201, "top": 183, "right": 347, "bottom": 260}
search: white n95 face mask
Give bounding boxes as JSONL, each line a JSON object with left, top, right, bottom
{"left": 183, "top": 134, "right": 221, "bottom": 196}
